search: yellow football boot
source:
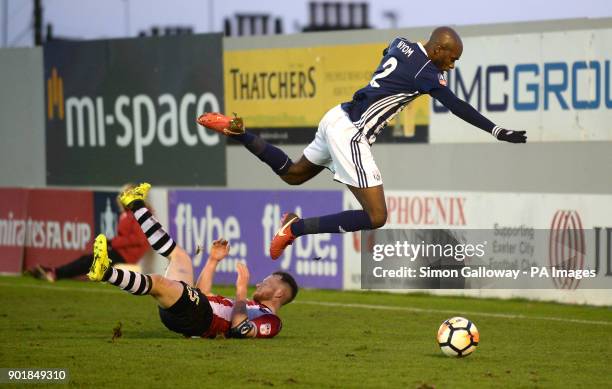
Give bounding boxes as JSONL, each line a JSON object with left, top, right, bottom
{"left": 87, "top": 234, "right": 112, "bottom": 282}
{"left": 119, "top": 182, "right": 151, "bottom": 208}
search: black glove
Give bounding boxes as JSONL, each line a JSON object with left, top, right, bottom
{"left": 492, "top": 126, "right": 527, "bottom": 143}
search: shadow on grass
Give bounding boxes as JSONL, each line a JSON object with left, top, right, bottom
{"left": 427, "top": 352, "right": 475, "bottom": 360}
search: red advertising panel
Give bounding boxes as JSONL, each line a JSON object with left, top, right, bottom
{"left": 23, "top": 189, "right": 94, "bottom": 271}
{"left": 0, "top": 188, "right": 29, "bottom": 274}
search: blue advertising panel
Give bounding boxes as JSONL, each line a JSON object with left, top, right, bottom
{"left": 168, "top": 189, "right": 344, "bottom": 289}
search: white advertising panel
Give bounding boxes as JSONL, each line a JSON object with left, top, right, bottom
{"left": 430, "top": 29, "right": 612, "bottom": 143}
{"left": 344, "top": 190, "right": 612, "bottom": 305}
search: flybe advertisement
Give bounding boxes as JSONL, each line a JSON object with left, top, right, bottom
{"left": 43, "top": 34, "right": 226, "bottom": 185}
{"left": 168, "top": 189, "right": 344, "bottom": 289}
{"left": 431, "top": 28, "right": 612, "bottom": 143}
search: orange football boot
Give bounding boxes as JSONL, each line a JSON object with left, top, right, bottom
{"left": 196, "top": 112, "right": 244, "bottom": 136}
{"left": 269, "top": 213, "right": 300, "bottom": 260}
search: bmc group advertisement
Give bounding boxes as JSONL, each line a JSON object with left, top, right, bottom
{"left": 430, "top": 28, "right": 612, "bottom": 143}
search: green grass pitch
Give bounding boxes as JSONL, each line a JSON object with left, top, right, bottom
{"left": 0, "top": 276, "right": 610, "bottom": 388}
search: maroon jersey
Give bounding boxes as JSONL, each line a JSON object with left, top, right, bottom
{"left": 202, "top": 295, "right": 282, "bottom": 338}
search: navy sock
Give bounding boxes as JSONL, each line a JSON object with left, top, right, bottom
{"left": 232, "top": 132, "right": 293, "bottom": 175}
{"left": 290, "top": 210, "right": 373, "bottom": 236}
{"left": 232, "top": 132, "right": 256, "bottom": 145}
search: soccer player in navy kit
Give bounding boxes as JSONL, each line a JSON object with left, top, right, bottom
{"left": 198, "top": 26, "right": 527, "bottom": 260}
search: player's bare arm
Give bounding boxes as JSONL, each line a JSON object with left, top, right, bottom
{"left": 228, "top": 263, "right": 257, "bottom": 338}
{"left": 196, "top": 238, "right": 230, "bottom": 296}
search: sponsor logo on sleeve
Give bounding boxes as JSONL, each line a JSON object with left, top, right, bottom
{"left": 438, "top": 73, "right": 447, "bottom": 86}
{"left": 259, "top": 323, "right": 272, "bottom": 336}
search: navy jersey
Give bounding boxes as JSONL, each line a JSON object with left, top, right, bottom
{"left": 341, "top": 38, "right": 447, "bottom": 144}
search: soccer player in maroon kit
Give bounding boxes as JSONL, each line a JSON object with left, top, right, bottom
{"left": 88, "top": 183, "right": 297, "bottom": 339}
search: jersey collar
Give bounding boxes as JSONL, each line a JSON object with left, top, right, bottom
{"left": 417, "top": 41, "right": 443, "bottom": 73}
{"left": 417, "top": 42, "right": 428, "bottom": 58}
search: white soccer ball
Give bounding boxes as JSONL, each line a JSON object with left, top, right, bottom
{"left": 437, "top": 317, "right": 479, "bottom": 357}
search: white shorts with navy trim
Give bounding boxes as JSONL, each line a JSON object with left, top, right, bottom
{"left": 303, "top": 105, "right": 382, "bottom": 188}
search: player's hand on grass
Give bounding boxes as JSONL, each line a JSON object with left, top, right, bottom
{"left": 235, "top": 263, "right": 250, "bottom": 301}
{"left": 209, "top": 239, "right": 230, "bottom": 262}
{"left": 493, "top": 127, "right": 527, "bottom": 143}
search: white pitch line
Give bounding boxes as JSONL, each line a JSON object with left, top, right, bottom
{"left": 1, "top": 282, "right": 610, "bottom": 326}
{"left": 296, "top": 301, "right": 612, "bottom": 326}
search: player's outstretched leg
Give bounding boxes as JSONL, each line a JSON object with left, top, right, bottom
{"left": 270, "top": 185, "right": 386, "bottom": 259}
{"left": 31, "top": 253, "right": 97, "bottom": 282}
{"left": 88, "top": 234, "right": 186, "bottom": 308}
{"left": 119, "top": 183, "right": 176, "bottom": 258}
{"left": 88, "top": 234, "right": 152, "bottom": 295}
{"left": 120, "top": 182, "right": 194, "bottom": 286}
{"left": 197, "top": 112, "right": 292, "bottom": 175}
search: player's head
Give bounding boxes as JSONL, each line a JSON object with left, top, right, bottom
{"left": 425, "top": 26, "right": 463, "bottom": 72}
{"left": 253, "top": 271, "right": 298, "bottom": 306}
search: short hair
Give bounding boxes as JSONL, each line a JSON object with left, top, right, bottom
{"left": 273, "top": 271, "right": 298, "bottom": 304}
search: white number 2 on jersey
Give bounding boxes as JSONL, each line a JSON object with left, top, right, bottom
{"left": 369, "top": 57, "right": 398, "bottom": 88}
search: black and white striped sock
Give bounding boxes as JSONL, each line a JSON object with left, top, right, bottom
{"left": 131, "top": 204, "right": 176, "bottom": 257}
{"left": 104, "top": 268, "right": 152, "bottom": 295}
